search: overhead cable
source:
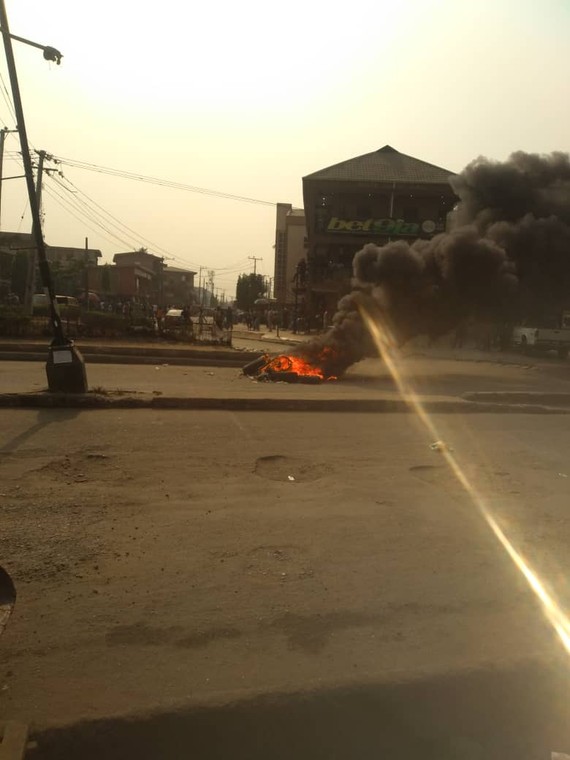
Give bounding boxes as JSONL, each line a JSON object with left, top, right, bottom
{"left": 52, "top": 154, "right": 276, "bottom": 207}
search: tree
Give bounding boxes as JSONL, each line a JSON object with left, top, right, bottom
{"left": 235, "top": 273, "right": 266, "bottom": 311}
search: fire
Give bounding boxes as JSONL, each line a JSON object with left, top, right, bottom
{"left": 265, "top": 355, "right": 328, "bottom": 379}
{"left": 242, "top": 346, "right": 340, "bottom": 383}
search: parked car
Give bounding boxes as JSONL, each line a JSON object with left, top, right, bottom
{"left": 512, "top": 312, "right": 570, "bottom": 358}
{"left": 162, "top": 308, "right": 194, "bottom": 336}
{"left": 32, "top": 293, "right": 80, "bottom": 316}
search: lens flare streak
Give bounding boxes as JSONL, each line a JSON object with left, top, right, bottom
{"left": 359, "top": 306, "right": 570, "bottom": 655}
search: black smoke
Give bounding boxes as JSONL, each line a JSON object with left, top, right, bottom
{"left": 298, "top": 150, "right": 570, "bottom": 377}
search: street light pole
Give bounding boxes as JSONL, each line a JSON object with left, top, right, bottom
{"left": 0, "top": 0, "right": 87, "bottom": 392}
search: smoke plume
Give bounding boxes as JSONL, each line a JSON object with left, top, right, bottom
{"left": 298, "top": 150, "right": 570, "bottom": 377}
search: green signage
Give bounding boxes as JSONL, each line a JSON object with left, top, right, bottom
{"left": 326, "top": 217, "right": 438, "bottom": 236}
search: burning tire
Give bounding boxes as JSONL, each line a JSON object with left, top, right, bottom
{"left": 242, "top": 353, "right": 335, "bottom": 383}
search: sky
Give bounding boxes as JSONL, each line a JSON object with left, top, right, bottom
{"left": 0, "top": 0, "right": 568, "bottom": 297}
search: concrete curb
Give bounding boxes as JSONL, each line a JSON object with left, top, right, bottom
{"left": 463, "top": 391, "right": 570, "bottom": 407}
{"left": 0, "top": 341, "right": 238, "bottom": 358}
{"left": 0, "top": 351, "right": 260, "bottom": 367}
{"left": 0, "top": 392, "right": 568, "bottom": 414}
{"left": 231, "top": 331, "right": 304, "bottom": 346}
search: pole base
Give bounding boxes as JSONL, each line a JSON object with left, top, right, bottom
{"left": 46, "top": 342, "right": 88, "bottom": 393}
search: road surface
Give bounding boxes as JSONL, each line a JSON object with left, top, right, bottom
{"left": 2, "top": 352, "right": 570, "bottom": 403}
{"left": 1, "top": 395, "right": 570, "bottom": 757}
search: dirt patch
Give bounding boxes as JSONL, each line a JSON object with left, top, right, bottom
{"left": 244, "top": 545, "right": 313, "bottom": 584}
{"left": 267, "top": 610, "right": 383, "bottom": 654}
{"left": 33, "top": 452, "right": 120, "bottom": 485}
{"left": 105, "top": 623, "right": 242, "bottom": 649}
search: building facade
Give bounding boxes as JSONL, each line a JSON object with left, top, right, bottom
{"left": 0, "top": 231, "right": 101, "bottom": 304}
{"left": 302, "top": 145, "right": 457, "bottom": 316}
{"left": 273, "top": 203, "right": 307, "bottom": 307}
{"left": 88, "top": 252, "right": 195, "bottom": 306}
{"left": 162, "top": 266, "right": 196, "bottom": 306}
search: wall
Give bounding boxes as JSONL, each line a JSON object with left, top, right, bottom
{"left": 274, "top": 203, "right": 291, "bottom": 303}
{"left": 274, "top": 204, "right": 307, "bottom": 306}
{"left": 283, "top": 218, "right": 307, "bottom": 304}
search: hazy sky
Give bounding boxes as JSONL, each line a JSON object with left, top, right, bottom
{"left": 0, "top": 0, "right": 568, "bottom": 296}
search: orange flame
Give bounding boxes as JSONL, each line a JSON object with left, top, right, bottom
{"left": 262, "top": 352, "right": 337, "bottom": 381}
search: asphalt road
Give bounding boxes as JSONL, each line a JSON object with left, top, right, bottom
{"left": 2, "top": 352, "right": 570, "bottom": 404}
{"left": 1, "top": 403, "right": 570, "bottom": 758}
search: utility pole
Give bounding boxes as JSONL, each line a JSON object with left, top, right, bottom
{"left": 0, "top": 126, "right": 17, "bottom": 228}
{"left": 23, "top": 148, "right": 45, "bottom": 314}
{"left": 84, "top": 236, "right": 89, "bottom": 312}
{"left": 248, "top": 256, "right": 262, "bottom": 275}
{"left": 0, "top": 126, "right": 8, "bottom": 230}
{"left": 208, "top": 269, "right": 215, "bottom": 306}
{"left": 197, "top": 265, "right": 203, "bottom": 305}
{"left": 0, "top": 2, "right": 87, "bottom": 392}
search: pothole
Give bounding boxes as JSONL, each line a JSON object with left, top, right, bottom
{"left": 254, "top": 455, "right": 329, "bottom": 483}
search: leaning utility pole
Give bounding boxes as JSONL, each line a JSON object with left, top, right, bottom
{"left": 0, "top": 2, "right": 87, "bottom": 392}
{"left": 84, "top": 236, "right": 90, "bottom": 312}
{"left": 248, "top": 255, "right": 262, "bottom": 275}
{"left": 0, "top": 126, "right": 8, "bottom": 230}
{"left": 0, "top": 127, "right": 16, "bottom": 224}
{"left": 23, "top": 148, "right": 45, "bottom": 314}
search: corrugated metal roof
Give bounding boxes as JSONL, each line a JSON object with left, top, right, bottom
{"left": 303, "top": 145, "right": 456, "bottom": 185}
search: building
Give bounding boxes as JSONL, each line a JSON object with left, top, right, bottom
{"left": 87, "top": 251, "right": 196, "bottom": 306}
{"left": 112, "top": 250, "right": 165, "bottom": 303}
{"left": 302, "top": 145, "right": 458, "bottom": 315}
{"left": 87, "top": 262, "right": 156, "bottom": 301}
{"left": 273, "top": 203, "right": 307, "bottom": 306}
{"left": 0, "top": 231, "right": 101, "bottom": 303}
{"left": 0, "top": 232, "right": 33, "bottom": 301}
{"left": 46, "top": 245, "right": 101, "bottom": 267}
{"left": 162, "top": 266, "right": 196, "bottom": 306}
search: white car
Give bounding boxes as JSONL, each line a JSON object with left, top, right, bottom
{"left": 512, "top": 314, "right": 570, "bottom": 358}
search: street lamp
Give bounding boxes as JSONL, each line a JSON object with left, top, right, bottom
{"left": 0, "top": 2, "right": 87, "bottom": 392}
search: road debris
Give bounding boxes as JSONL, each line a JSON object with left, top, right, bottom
{"left": 430, "top": 440, "right": 453, "bottom": 453}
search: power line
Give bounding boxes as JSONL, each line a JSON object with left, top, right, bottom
{"left": 41, "top": 181, "right": 136, "bottom": 250}
{"left": 6, "top": 149, "right": 268, "bottom": 276}
{"left": 8, "top": 150, "right": 135, "bottom": 250}
{"left": 248, "top": 255, "right": 263, "bottom": 274}
{"left": 54, "top": 172, "right": 206, "bottom": 267}
{"left": 16, "top": 197, "right": 28, "bottom": 231}
{"left": 0, "top": 71, "right": 16, "bottom": 124}
{"left": 51, "top": 154, "right": 276, "bottom": 207}
{"left": 44, "top": 175, "right": 257, "bottom": 276}
{"left": 49, "top": 167, "right": 206, "bottom": 269}
{"left": 50, "top": 173, "right": 151, "bottom": 251}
